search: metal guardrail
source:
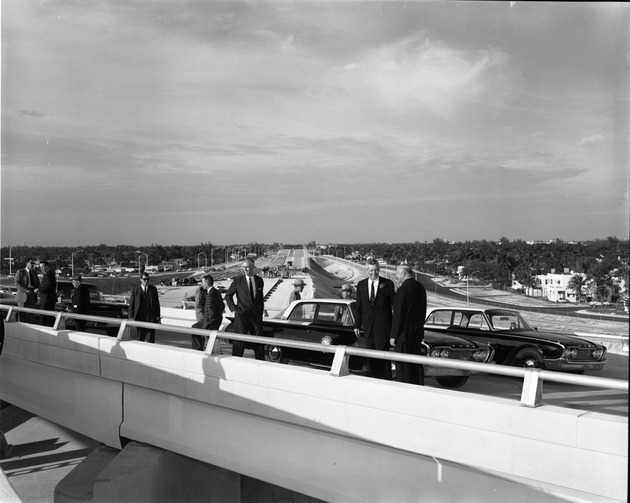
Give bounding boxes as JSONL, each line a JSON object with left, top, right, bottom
{"left": 1, "top": 304, "right": 627, "bottom": 409}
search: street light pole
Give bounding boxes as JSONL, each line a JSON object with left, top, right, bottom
{"left": 198, "top": 252, "right": 207, "bottom": 270}
{"left": 71, "top": 249, "right": 83, "bottom": 277}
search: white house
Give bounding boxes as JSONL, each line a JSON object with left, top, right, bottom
{"left": 532, "top": 270, "right": 585, "bottom": 303}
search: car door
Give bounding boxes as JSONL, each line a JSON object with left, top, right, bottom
{"left": 446, "top": 311, "right": 512, "bottom": 364}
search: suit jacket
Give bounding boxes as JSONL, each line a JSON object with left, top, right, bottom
{"left": 353, "top": 275, "right": 395, "bottom": 343}
{"left": 128, "top": 284, "right": 161, "bottom": 322}
{"left": 288, "top": 290, "right": 301, "bottom": 303}
{"left": 15, "top": 267, "right": 41, "bottom": 305}
{"left": 39, "top": 269, "right": 58, "bottom": 309}
{"left": 225, "top": 274, "right": 264, "bottom": 317}
{"left": 203, "top": 287, "right": 225, "bottom": 330}
{"left": 71, "top": 283, "right": 91, "bottom": 315}
{"left": 194, "top": 286, "right": 207, "bottom": 322}
{"left": 390, "top": 277, "right": 427, "bottom": 344}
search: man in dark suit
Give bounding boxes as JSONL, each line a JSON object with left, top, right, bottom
{"left": 71, "top": 274, "right": 91, "bottom": 332}
{"left": 202, "top": 275, "right": 225, "bottom": 331}
{"left": 390, "top": 265, "right": 427, "bottom": 385}
{"left": 225, "top": 257, "right": 265, "bottom": 360}
{"left": 38, "top": 260, "right": 57, "bottom": 326}
{"left": 128, "top": 272, "right": 161, "bottom": 343}
{"left": 191, "top": 275, "right": 209, "bottom": 350}
{"left": 353, "top": 258, "right": 396, "bottom": 379}
{"left": 14, "top": 259, "right": 41, "bottom": 322}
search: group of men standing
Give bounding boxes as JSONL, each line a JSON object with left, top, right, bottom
{"left": 14, "top": 259, "right": 62, "bottom": 326}
{"left": 354, "top": 258, "right": 427, "bottom": 385}
{"left": 190, "top": 257, "right": 265, "bottom": 360}
{"left": 13, "top": 256, "right": 426, "bottom": 384}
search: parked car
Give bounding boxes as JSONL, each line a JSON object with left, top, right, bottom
{"left": 224, "top": 299, "right": 494, "bottom": 388}
{"left": 424, "top": 307, "right": 607, "bottom": 373}
{"left": 56, "top": 280, "right": 129, "bottom": 334}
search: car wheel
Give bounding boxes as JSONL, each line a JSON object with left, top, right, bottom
{"left": 515, "top": 350, "right": 544, "bottom": 369}
{"left": 266, "top": 345, "right": 289, "bottom": 364}
{"left": 435, "top": 376, "right": 469, "bottom": 388}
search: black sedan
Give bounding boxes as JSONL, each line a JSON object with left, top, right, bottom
{"left": 56, "top": 280, "right": 129, "bottom": 334}
{"left": 424, "top": 307, "right": 607, "bottom": 373}
{"left": 225, "top": 299, "right": 494, "bottom": 388}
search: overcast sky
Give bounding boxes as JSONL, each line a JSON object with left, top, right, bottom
{"left": 1, "top": 1, "right": 628, "bottom": 247}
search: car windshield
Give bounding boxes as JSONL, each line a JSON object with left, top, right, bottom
{"left": 487, "top": 311, "right": 532, "bottom": 331}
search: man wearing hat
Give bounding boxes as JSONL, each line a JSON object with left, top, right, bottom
{"left": 289, "top": 278, "right": 306, "bottom": 304}
{"left": 71, "top": 274, "right": 91, "bottom": 332}
{"left": 334, "top": 284, "right": 355, "bottom": 323}
{"left": 129, "top": 272, "right": 161, "bottom": 343}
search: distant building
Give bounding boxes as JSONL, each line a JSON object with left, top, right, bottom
{"left": 530, "top": 270, "right": 580, "bottom": 303}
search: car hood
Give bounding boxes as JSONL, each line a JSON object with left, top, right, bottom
{"left": 513, "top": 329, "right": 602, "bottom": 348}
{"left": 424, "top": 330, "right": 478, "bottom": 349}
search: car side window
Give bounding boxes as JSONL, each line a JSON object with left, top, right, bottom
{"left": 452, "top": 312, "right": 464, "bottom": 327}
{"left": 288, "top": 303, "right": 316, "bottom": 322}
{"left": 315, "top": 304, "right": 342, "bottom": 325}
{"left": 427, "top": 311, "right": 452, "bottom": 326}
{"left": 467, "top": 314, "right": 489, "bottom": 330}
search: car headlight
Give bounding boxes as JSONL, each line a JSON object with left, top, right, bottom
{"left": 430, "top": 348, "right": 441, "bottom": 358}
{"left": 592, "top": 348, "right": 604, "bottom": 359}
{"left": 473, "top": 349, "right": 489, "bottom": 362}
{"left": 320, "top": 336, "right": 332, "bottom": 345}
{"left": 565, "top": 348, "right": 578, "bottom": 359}
{"left": 439, "top": 349, "right": 449, "bottom": 358}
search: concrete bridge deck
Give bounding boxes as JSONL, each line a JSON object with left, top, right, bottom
{"left": 0, "top": 315, "right": 626, "bottom": 503}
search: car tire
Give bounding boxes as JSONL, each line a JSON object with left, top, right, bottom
{"left": 266, "top": 345, "right": 289, "bottom": 364}
{"left": 514, "top": 349, "right": 544, "bottom": 369}
{"left": 435, "top": 376, "right": 469, "bottom": 388}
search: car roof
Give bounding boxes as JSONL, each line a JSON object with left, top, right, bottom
{"left": 287, "top": 298, "right": 355, "bottom": 307}
{"left": 426, "top": 307, "right": 519, "bottom": 314}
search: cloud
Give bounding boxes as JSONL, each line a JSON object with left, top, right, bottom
{"left": 17, "top": 110, "right": 46, "bottom": 117}
{"left": 579, "top": 134, "right": 604, "bottom": 146}
{"left": 337, "top": 34, "right": 509, "bottom": 115}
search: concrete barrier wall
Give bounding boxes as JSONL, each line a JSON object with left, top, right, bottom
{"left": 0, "top": 322, "right": 627, "bottom": 502}
{"left": 0, "top": 323, "right": 123, "bottom": 449}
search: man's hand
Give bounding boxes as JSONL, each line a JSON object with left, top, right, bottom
{"left": 390, "top": 337, "right": 396, "bottom": 348}
{"left": 353, "top": 328, "right": 361, "bottom": 337}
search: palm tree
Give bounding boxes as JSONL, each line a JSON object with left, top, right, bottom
{"left": 567, "top": 273, "right": 589, "bottom": 302}
{"left": 595, "top": 284, "right": 611, "bottom": 304}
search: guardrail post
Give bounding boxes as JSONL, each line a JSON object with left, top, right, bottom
{"left": 52, "top": 313, "right": 65, "bottom": 330}
{"left": 5, "top": 307, "right": 14, "bottom": 322}
{"left": 521, "top": 369, "right": 543, "bottom": 408}
{"left": 116, "top": 320, "right": 132, "bottom": 341}
{"left": 330, "top": 346, "right": 350, "bottom": 377}
{"left": 204, "top": 330, "right": 222, "bottom": 356}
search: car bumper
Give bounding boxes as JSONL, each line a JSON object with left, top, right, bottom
{"left": 424, "top": 366, "right": 470, "bottom": 377}
{"left": 543, "top": 359, "right": 607, "bottom": 372}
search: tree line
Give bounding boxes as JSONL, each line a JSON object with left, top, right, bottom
{"left": 2, "top": 237, "right": 628, "bottom": 301}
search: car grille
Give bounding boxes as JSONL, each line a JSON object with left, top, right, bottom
{"left": 569, "top": 348, "right": 602, "bottom": 361}
{"left": 445, "top": 349, "right": 477, "bottom": 361}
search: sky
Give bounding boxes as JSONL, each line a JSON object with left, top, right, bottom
{"left": 1, "top": 1, "right": 628, "bottom": 247}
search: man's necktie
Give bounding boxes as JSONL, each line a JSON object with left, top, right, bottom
{"left": 249, "top": 277, "right": 255, "bottom": 301}
{"left": 295, "top": 292, "right": 301, "bottom": 300}
{"left": 370, "top": 282, "right": 375, "bottom": 306}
